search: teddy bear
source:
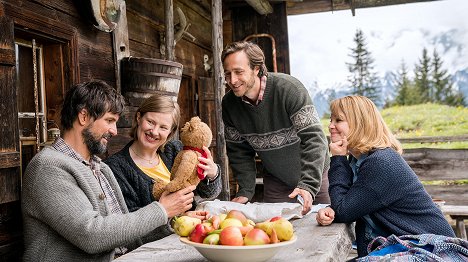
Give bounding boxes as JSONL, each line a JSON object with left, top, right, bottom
{"left": 152, "top": 116, "right": 213, "bottom": 200}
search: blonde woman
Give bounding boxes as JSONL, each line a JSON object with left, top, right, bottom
{"left": 316, "top": 95, "right": 454, "bottom": 257}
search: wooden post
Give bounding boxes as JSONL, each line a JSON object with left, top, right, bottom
{"left": 164, "top": 0, "right": 174, "bottom": 61}
{"left": 112, "top": 1, "right": 130, "bottom": 93}
{"left": 211, "top": 0, "right": 230, "bottom": 200}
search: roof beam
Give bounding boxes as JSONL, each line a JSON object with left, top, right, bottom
{"left": 244, "top": 0, "right": 274, "bottom": 14}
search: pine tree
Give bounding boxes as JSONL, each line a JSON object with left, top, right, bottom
{"left": 346, "top": 29, "right": 381, "bottom": 106}
{"left": 431, "top": 49, "right": 465, "bottom": 106}
{"left": 413, "top": 48, "right": 432, "bottom": 103}
{"left": 394, "top": 60, "right": 415, "bottom": 105}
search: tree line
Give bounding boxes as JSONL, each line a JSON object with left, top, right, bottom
{"left": 347, "top": 29, "right": 466, "bottom": 107}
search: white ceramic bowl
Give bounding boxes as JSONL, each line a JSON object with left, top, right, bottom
{"left": 180, "top": 235, "right": 297, "bottom": 262}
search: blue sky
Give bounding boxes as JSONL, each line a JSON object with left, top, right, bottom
{"left": 287, "top": 0, "right": 468, "bottom": 90}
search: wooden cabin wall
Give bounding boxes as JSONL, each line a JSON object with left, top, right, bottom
{"left": 115, "top": 0, "right": 216, "bottom": 154}
{"left": 224, "top": 2, "right": 291, "bottom": 198}
{"left": 0, "top": 0, "right": 213, "bottom": 260}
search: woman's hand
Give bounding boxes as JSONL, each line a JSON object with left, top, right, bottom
{"left": 198, "top": 146, "right": 218, "bottom": 180}
{"left": 316, "top": 207, "right": 335, "bottom": 226}
{"left": 159, "top": 185, "right": 196, "bottom": 218}
{"left": 329, "top": 136, "right": 348, "bottom": 156}
{"left": 185, "top": 210, "right": 210, "bottom": 221}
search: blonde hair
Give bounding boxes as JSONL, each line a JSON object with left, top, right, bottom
{"left": 330, "top": 95, "right": 402, "bottom": 155}
{"left": 131, "top": 94, "right": 180, "bottom": 150}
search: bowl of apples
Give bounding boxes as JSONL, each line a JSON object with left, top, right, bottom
{"left": 173, "top": 210, "right": 297, "bottom": 262}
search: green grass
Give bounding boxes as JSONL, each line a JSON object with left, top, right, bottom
{"left": 321, "top": 103, "right": 468, "bottom": 149}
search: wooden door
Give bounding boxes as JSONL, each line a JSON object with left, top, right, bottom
{"left": 0, "top": 16, "right": 23, "bottom": 260}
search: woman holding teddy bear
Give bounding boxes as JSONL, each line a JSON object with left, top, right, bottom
{"left": 105, "top": 94, "right": 221, "bottom": 223}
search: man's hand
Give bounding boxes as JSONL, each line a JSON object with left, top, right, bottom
{"left": 289, "top": 188, "right": 313, "bottom": 215}
{"left": 316, "top": 206, "right": 335, "bottom": 226}
{"left": 231, "top": 196, "right": 249, "bottom": 204}
{"left": 159, "top": 185, "right": 196, "bottom": 218}
{"left": 185, "top": 210, "right": 210, "bottom": 221}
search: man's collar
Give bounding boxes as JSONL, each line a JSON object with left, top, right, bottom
{"left": 241, "top": 75, "right": 267, "bottom": 106}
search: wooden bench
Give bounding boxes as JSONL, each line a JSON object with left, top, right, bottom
{"left": 441, "top": 205, "right": 468, "bottom": 240}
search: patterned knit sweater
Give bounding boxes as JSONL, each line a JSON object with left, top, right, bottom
{"left": 329, "top": 148, "right": 455, "bottom": 257}
{"left": 104, "top": 140, "right": 221, "bottom": 212}
{"left": 22, "top": 147, "right": 170, "bottom": 262}
{"left": 222, "top": 72, "right": 329, "bottom": 200}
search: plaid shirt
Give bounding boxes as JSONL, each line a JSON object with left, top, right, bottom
{"left": 242, "top": 75, "right": 267, "bottom": 106}
{"left": 52, "top": 137, "right": 123, "bottom": 215}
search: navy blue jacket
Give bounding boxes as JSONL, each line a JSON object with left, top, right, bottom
{"left": 328, "top": 148, "right": 455, "bottom": 257}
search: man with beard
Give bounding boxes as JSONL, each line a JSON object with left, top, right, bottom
{"left": 22, "top": 80, "right": 196, "bottom": 261}
{"left": 221, "top": 41, "right": 330, "bottom": 215}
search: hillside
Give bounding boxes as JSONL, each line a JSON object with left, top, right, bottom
{"left": 321, "top": 103, "right": 468, "bottom": 149}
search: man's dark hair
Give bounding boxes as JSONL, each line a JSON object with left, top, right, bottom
{"left": 60, "top": 80, "right": 126, "bottom": 131}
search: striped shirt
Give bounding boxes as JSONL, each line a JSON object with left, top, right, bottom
{"left": 242, "top": 75, "right": 267, "bottom": 106}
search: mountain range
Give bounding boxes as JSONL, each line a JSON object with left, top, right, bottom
{"left": 310, "top": 68, "right": 468, "bottom": 117}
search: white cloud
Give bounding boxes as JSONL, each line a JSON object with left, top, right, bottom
{"left": 288, "top": 0, "right": 468, "bottom": 90}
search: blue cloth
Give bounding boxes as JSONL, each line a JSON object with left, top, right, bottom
{"left": 358, "top": 234, "right": 468, "bottom": 262}
{"left": 328, "top": 148, "right": 455, "bottom": 257}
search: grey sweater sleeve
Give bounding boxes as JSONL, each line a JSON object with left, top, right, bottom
{"left": 22, "top": 149, "right": 169, "bottom": 255}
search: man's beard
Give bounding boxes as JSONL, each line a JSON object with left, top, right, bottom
{"left": 82, "top": 126, "right": 111, "bottom": 155}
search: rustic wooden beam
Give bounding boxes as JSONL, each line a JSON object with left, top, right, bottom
{"left": 286, "top": 0, "right": 441, "bottom": 15}
{"left": 165, "top": 0, "right": 175, "bottom": 61}
{"left": 112, "top": 1, "right": 130, "bottom": 93}
{"left": 211, "top": 0, "right": 230, "bottom": 201}
{"left": 245, "top": 0, "right": 273, "bottom": 15}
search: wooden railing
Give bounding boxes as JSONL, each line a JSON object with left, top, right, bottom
{"left": 398, "top": 135, "right": 468, "bottom": 144}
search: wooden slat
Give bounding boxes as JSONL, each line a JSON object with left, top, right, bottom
{"left": 404, "top": 148, "right": 468, "bottom": 181}
{"left": 399, "top": 135, "right": 468, "bottom": 143}
{"left": 424, "top": 185, "right": 468, "bottom": 206}
{"left": 0, "top": 168, "right": 20, "bottom": 204}
{"left": 0, "top": 153, "right": 20, "bottom": 169}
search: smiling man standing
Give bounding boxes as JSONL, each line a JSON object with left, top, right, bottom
{"left": 22, "top": 80, "right": 195, "bottom": 261}
{"left": 221, "top": 41, "right": 330, "bottom": 214}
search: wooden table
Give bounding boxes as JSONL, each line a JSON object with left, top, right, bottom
{"left": 441, "top": 205, "right": 468, "bottom": 240}
{"left": 116, "top": 212, "right": 354, "bottom": 262}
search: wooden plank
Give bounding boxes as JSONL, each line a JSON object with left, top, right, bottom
{"left": 0, "top": 152, "right": 20, "bottom": 169}
{"left": 0, "top": 169, "right": 20, "bottom": 204}
{"left": 442, "top": 205, "right": 468, "bottom": 216}
{"left": 211, "top": 0, "right": 229, "bottom": 201}
{"left": 399, "top": 135, "right": 468, "bottom": 143}
{"left": 198, "top": 77, "right": 217, "bottom": 149}
{"left": 403, "top": 148, "right": 468, "bottom": 181}
{"left": 424, "top": 185, "right": 468, "bottom": 205}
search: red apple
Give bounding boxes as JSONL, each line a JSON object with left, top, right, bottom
{"left": 189, "top": 223, "right": 208, "bottom": 243}
{"left": 226, "top": 210, "right": 248, "bottom": 225}
{"left": 244, "top": 228, "right": 271, "bottom": 245}
{"left": 270, "top": 216, "right": 282, "bottom": 222}
{"left": 219, "top": 226, "right": 244, "bottom": 246}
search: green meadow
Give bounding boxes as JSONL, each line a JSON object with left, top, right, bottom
{"left": 321, "top": 103, "right": 468, "bottom": 149}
